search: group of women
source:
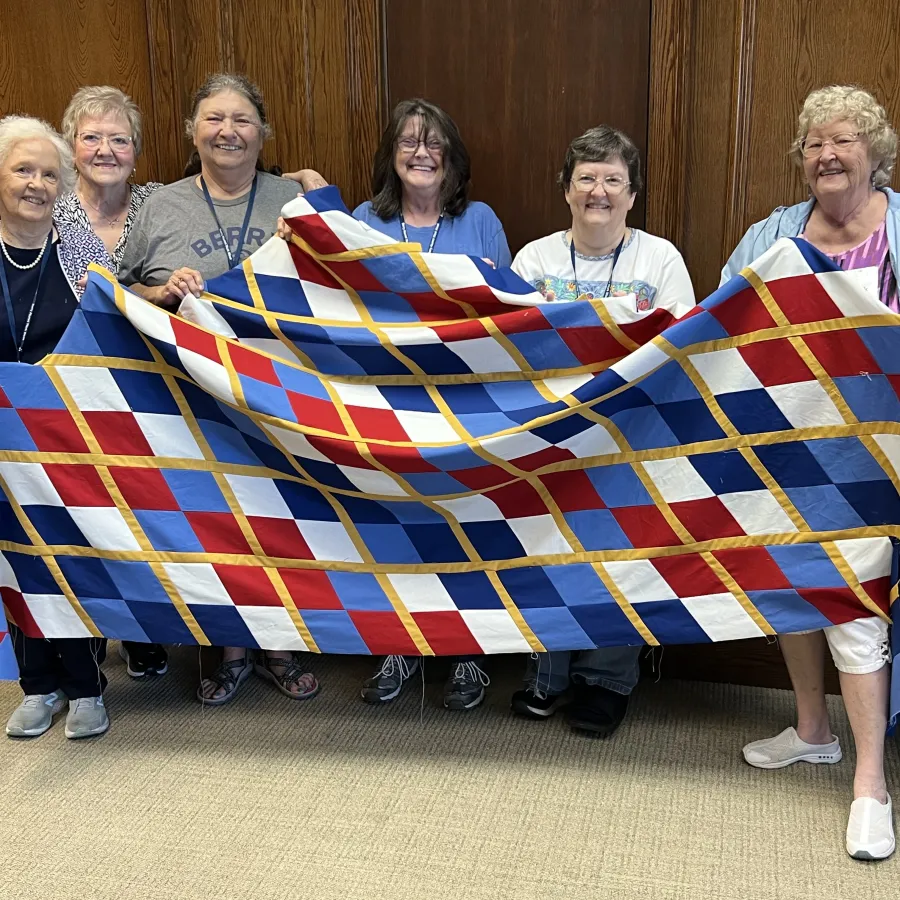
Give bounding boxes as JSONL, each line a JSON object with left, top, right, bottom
{"left": 0, "top": 72, "right": 896, "bottom": 861}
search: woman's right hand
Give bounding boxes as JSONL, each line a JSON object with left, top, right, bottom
{"left": 154, "top": 267, "right": 205, "bottom": 306}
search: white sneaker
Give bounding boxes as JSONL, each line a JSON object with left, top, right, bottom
{"left": 742, "top": 726, "right": 842, "bottom": 769}
{"left": 847, "top": 795, "right": 895, "bottom": 860}
{"left": 6, "top": 691, "right": 67, "bottom": 737}
{"left": 64, "top": 696, "right": 109, "bottom": 740}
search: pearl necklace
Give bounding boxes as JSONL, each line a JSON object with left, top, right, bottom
{"left": 0, "top": 226, "right": 49, "bottom": 270}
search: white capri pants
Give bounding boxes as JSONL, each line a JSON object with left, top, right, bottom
{"left": 794, "top": 616, "right": 891, "bottom": 675}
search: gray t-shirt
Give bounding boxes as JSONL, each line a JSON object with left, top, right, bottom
{"left": 118, "top": 172, "right": 302, "bottom": 286}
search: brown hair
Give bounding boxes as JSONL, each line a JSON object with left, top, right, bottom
{"left": 370, "top": 99, "right": 471, "bottom": 219}
{"left": 558, "top": 125, "right": 643, "bottom": 195}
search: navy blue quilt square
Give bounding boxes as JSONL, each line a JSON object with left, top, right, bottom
{"left": 56, "top": 556, "right": 122, "bottom": 600}
{"left": 837, "top": 480, "right": 900, "bottom": 526}
{"left": 690, "top": 450, "right": 765, "bottom": 495}
{"left": 656, "top": 399, "right": 728, "bottom": 443}
{"left": 461, "top": 521, "right": 526, "bottom": 560}
{"left": 498, "top": 566, "right": 565, "bottom": 608}
{"left": 187, "top": 604, "right": 256, "bottom": 647}
{"left": 439, "top": 571, "right": 504, "bottom": 609}
{"left": 753, "top": 442, "right": 833, "bottom": 488}
{"left": 404, "top": 523, "right": 470, "bottom": 563}
{"left": 26, "top": 506, "right": 91, "bottom": 547}
{"left": 716, "top": 389, "right": 793, "bottom": 435}
{"left": 632, "top": 599, "right": 710, "bottom": 644}
{"left": 111, "top": 369, "right": 182, "bottom": 415}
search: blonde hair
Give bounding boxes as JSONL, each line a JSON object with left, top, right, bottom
{"left": 0, "top": 115, "right": 75, "bottom": 194}
{"left": 61, "top": 86, "right": 144, "bottom": 156}
{"left": 790, "top": 85, "right": 897, "bottom": 187}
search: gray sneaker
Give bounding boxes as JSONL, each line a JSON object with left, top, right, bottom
{"left": 361, "top": 655, "right": 419, "bottom": 703}
{"left": 6, "top": 691, "right": 67, "bottom": 737}
{"left": 443, "top": 661, "right": 490, "bottom": 710}
{"left": 64, "top": 696, "right": 109, "bottom": 740}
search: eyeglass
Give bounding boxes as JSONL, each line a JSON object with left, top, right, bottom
{"left": 397, "top": 137, "right": 443, "bottom": 153}
{"left": 571, "top": 174, "right": 631, "bottom": 194}
{"left": 800, "top": 132, "right": 861, "bottom": 157}
{"left": 77, "top": 132, "right": 134, "bottom": 151}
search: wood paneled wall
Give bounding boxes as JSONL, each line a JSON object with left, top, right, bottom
{"left": 648, "top": 0, "right": 900, "bottom": 299}
{"left": 383, "top": 0, "right": 652, "bottom": 256}
{"left": 0, "top": 0, "right": 382, "bottom": 210}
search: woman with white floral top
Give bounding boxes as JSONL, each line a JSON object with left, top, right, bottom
{"left": 55, "top": 86, "right": 163, "bottom": 274}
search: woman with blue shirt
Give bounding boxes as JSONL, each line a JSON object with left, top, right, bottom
{"left": 354, "top": 98, "right": 510, "bottom": 709}
{"left": 353, "top": 98, "right": 510, "bottom": 268}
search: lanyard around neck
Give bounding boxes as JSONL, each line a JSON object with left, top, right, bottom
{"left": 0, "top": 239, "right": 53, "bottom": 362}
{"left": 569, "top": 231, "right": 626, "bottom": 300}
{"left": 400, "top": 211, "right": 443, "bottom": 253}
{"left": 199, "top": 174, "right": 258, "bottom": 269}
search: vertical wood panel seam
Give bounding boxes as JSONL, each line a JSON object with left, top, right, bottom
{"left": 722, "top": 0, "right": 758, "bottom": 259}
{"left": 646, "top": 0, "right": 693, "bottom": 249}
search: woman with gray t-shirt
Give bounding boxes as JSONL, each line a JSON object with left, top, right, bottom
{"left": 120, "top": 73, "right": 324, "bottom": 708}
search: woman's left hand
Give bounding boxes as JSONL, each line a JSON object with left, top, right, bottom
{"left": 282, "top": 169, "right": 328, "bottom": 192}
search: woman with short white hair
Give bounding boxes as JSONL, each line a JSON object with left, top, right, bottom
{"left": 0, "top": 114, "right": 113, "bottom": 741}
{"left": 723, "top": 84, "right": 899, "bottom": 861}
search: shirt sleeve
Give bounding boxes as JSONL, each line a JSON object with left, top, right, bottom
{"left": 117, "top": 206, "right": 151, "bottom": 286}
{"left": 352, "top": 201, "right": 372, "bottom": 223}
{"left": 489, "top": 226, "right": 512, "bottom": 268}
{"left": 655, "top": 243, "right": 696, "bottom": 317}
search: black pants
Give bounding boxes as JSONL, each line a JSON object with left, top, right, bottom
{"left": 10, "top": 624, "right": 107, "bottom": 699}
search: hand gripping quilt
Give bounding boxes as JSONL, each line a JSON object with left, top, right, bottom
{"left": 0, "top": 187, "right": 896, "bottom": 726}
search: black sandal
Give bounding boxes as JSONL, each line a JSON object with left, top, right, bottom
{"left": 254, "top": 653, "right": 320, "bottom": 700}
{"left": 196, "top": 653, "right": 252, "bottom": 706}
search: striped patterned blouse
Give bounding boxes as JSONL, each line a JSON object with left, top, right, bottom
{"left": 804, "top": 217, "right": 899, "bottom": 313}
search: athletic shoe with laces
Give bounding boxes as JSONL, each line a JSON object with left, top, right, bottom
{"left": 742, "top": 726, "right": 842, "bottom": 769}
{"left": 119, "top": 642, "right": 168, "bottom": 678}
{"left": 443, "top": 660, "right": 490, "bottom": 710}
{"left": 360, "top": 655, "right": 419, "bottom": 703}
{"left": 6, "top": 691, "right": 67, "bottom": 737}
{"left": 510, "top": 688, "right": 565, "bottom": 720}
{"left": 64, "top": 696, "right": 109, "bottom": 739}
{"left": 846, "top": 794, "right": 895, "bottom": 860}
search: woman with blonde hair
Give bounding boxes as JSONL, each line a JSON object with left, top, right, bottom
{"left": 723, "top": 84, "right": 899, "bottom": 861}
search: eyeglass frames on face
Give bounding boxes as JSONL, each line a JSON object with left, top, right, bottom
{"left": 800, "top": 132, "right": 861, "bottom": 157}
{"left": 77, "top": 133, "right": 134, "bottom": 151}
{"left": 570, "top": 174, "right": 631, "bottom": 195}
{"left": 397, "top": 137, "right": 443, "bottom": 153}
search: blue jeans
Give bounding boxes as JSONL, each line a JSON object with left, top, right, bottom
{"left": 525, "top": 647, "right": 641, "bottom": 697}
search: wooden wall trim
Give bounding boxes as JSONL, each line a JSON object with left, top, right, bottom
{"left": 721, "top": 0, "right": 758, "bottom": 260}
{"left": 646, "top": 0, "right": 693, "bottom": 249}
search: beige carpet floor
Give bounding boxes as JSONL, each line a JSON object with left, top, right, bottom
{"left": 0, "top": 646, "right": 897, "bottom": 900}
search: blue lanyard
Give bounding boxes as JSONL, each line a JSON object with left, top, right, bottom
{"left": 569, "top": 232, "right": 625, "bottom": 300}
{"left": 400, "top": 212, "right": 443, "bottom": 252}
{"left": 0, "top": 238, "right": 53, "bottom": 362}
{"left": 199, "top": 174, "right": 258, "bottom": 269}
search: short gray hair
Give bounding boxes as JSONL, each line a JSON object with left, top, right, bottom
{"left": 0, "top": 115, "right": 75, "bottom": 194}
{"left": 790, "top": 85, "right": 897, "bottom": 187}
{"left": 61, "top": 85, "right": 145, "bottom": 157}
{"left": 184, "top": 73, "right": 273, "bottom": 140}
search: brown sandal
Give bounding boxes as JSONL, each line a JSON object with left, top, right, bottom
{"left": 254, "top": 653, "right": 320, "bottom": 700}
